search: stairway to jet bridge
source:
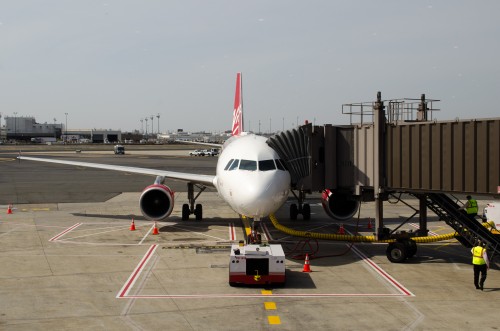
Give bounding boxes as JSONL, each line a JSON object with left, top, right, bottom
{"left": 413, "top": 193, "right": 500, "bottom": 259}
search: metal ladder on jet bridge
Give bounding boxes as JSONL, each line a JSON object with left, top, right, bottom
{"left": 421, "top": 193, "right": 500, "bottom": 261}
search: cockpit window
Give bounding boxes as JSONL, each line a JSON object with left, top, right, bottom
{"left": 275, "top": 159, "right": 286, "bottom": 171}
{"left": 259, "top": 159, "right": 276, "bottom": 171}
{"left": 224, "top": 159, "right": 234, "bottom": 170}
{"left": 239, "top": 159, "right": 257, "bottom": 171}
{"left": 228, "top": 159, "right": 240, "bottom": 171}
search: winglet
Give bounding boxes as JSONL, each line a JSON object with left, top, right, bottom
{"left": 231, "top": 72, "right": 243, "bottom": 136}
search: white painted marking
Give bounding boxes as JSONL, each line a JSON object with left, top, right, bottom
{"left": 117, "top": 244, "right": 158, "bottom": 298}
{"left": 49, "top": 223, "right": 82, "bottom": 242}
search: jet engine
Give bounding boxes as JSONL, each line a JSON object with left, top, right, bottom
{"left": 321, "top": 189, "right": 359, "bottom": 221}
{"left": 139, "top": 184, "right": 175, "bottom": 221}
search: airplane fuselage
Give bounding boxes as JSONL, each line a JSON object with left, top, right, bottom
{"left": 214, "top": 134, "right": 291, "bottom": 219}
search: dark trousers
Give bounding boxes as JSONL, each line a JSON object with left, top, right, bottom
{"left": 474, "top": 264, "right": 487, "bottom": 288}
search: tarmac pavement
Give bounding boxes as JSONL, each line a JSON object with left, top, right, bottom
{"left": 1, "top": 148, "right": 500, "bottom": 330}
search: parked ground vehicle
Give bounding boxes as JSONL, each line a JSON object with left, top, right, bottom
{"left": 114, "top": 145, "right": 125, "bottom": 154}
{"left": 204, "top": 148, "right": 220, "bottom": 156}
{"left": 189, "top": 149, "right": 206, "bottom": 156}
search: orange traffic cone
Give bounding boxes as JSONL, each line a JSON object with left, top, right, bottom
{"left": 130, "top": 218, "right": 136, "bottom": 231}
{"left": 7, "top": 204, "right": 13, "bottom": 214}
{"left": 367, "top": 218, "right": 373, "bottom": 229}
{"left": 152, "top": 222, "right": 159, "bottom": 235}
{"left": 338, "top": 224, "right": 345, "bottom": 235}
{"left": 302, "top": 253, "right": 312, "bottom": 273}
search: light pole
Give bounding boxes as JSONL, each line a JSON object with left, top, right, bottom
{"left": 65, "top": 112, "right": 68, "bottom": 143}
{"left": 150, "top": 115, "right": 154, "bottom": 137}
{"left": 13, "top": 112, "right": 17, "bottom": 140}
{"left": 145, "top": 117, "right": 148, "bottom": 136}
{"left": 140, "top": 119, "right": 143, "bottom": 134}
{"left": 156, "top": 113, "right": 160, "bottom": 134}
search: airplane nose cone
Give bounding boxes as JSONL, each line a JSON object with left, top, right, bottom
{"left": 231, "top": 172, "right": 290, "bottom": 218}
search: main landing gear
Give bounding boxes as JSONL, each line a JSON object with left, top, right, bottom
{"left": 386, "top": 239, "right": 417, "bottom": 263}
{"left": 182, "top": 182, "right": 206, "bottom": 221}
{"left": 290, "top": 190, "right": 311, "bottom": 220}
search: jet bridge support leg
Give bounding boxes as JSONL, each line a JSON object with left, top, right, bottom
{"left": 375, "top": 196, "right": 385, "bottom": 239}
{"left": 418, "top": 195, "right": 429, "bottom": 237}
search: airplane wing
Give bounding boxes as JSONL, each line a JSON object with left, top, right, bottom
{"left": 18, "top": 156, "right": 217, "bottom": 187}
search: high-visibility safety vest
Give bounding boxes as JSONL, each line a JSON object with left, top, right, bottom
{"left": 466, "top": 199, "right": 478, "bottom": 215}
{"left": 472, "top": 246, "right": 486, "bottom": 265}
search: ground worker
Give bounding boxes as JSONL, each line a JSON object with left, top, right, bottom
{"left": 460, "top": 195, "right": 478, "bottom": 217}
{"left": 471, "top": 241, "right": 489, "bottom": 290}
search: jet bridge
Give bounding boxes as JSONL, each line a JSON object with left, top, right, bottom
{"left": 267, "top": 92, "right": 500, "bottom": 261}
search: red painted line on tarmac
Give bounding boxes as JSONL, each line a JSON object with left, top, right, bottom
{"left": 117, "top": 244, "right": 158, "bottom": 298}
{"left": 229, "top": 223, "right": 236, "bottom": 241}
{"left": 122, "top": 293, "right": 407, "bottom": 299}
{"left": 351, "top": 245, "right": 414, "bottom": 296}
{"left": 49, "top": 223, "right": 83, "bottom": 242}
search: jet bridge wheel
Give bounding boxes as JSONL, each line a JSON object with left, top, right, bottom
{"left": 405, "top": 240, "right": 417, "bottom": 258}
{"left": 386, "top": 242, "right": 407, "bottom": 263}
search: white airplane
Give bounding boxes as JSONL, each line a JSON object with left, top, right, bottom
{"left": 18, "top": 73, "right": 291, "bottom": 226}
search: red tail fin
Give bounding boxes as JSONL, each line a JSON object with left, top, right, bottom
{"left": 231, "top": 72, "right": 243, "bottom": 136}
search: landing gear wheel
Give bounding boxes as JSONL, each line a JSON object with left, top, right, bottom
{"left": 182, "top": 204, "right": 190, "bottom": 220}
{"left": 302, "top": 203, "right": 311, "bottom": 220}
{"left": 195, "top": 204, "right": 203, "bottom": 221}
{"left": 386, "top": 242, "right": 407, "bottom": 263}
{"left": 290, "top": 204, "right": 298, "bottom": 220}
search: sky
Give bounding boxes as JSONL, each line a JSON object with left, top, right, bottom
{"left": 0, "top": 1, "right": 499, "bottom": 133}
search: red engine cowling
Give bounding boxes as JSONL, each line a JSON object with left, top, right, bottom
{"left": 321, "top": 189, "right": 359, "bottom": 221}
{"left": 139, "top": 184, "right": 175, "bottom": 221}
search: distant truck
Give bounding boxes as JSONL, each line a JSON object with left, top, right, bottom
{"left": 114, "top": 145, "right": 125, "bottom": 155}
{"left": 189, "top": 148, "right": 219, "bottom": 157}
{"left": 189, "top": 149, "right": 206, "bottom": 156}
{"left": 204, "top": 148, "right": 220, "bottom": 156}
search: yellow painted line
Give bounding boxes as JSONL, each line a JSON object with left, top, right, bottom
{"left": 261, "top": 290, "right": 273, "bottom": 296}
{"left": 241, "top": 216, "right": 252, "bottom": 236}
{"left": 264, "top": 302, "right": 277, "bottom": 310}
{"left": 267, "top": 316, "right": 281, "bottom": 325}
{"left": 32, "top": 208, "right": 50, "bottom": 211}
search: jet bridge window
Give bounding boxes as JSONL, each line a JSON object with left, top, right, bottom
{"left": 259, "top": 159, "right": 276, "bottom": 171}
{"left": 228, "top": 159, "right": 240, "bottom": 171}
{"left": 239, "top": 159, "right": 257, "bottom": 171}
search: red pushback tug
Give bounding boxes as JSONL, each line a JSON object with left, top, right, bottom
{"left": 229, "top": 243, "right": 286, "bottom": 286}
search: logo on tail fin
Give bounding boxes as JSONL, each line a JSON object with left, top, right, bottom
{"left": 232, "top": 72, "right": 243, "bottom": 136}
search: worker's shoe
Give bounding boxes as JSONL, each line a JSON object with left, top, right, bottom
{"left": 480, "top": 282, "right": 484, "bottom": 291}
{"left": 476, "top": 286, "right": 480, "bottom": 290}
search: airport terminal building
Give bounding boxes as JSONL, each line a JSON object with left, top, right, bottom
{"left": 1, "top": 116, "right": 121, "bottom": 143}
